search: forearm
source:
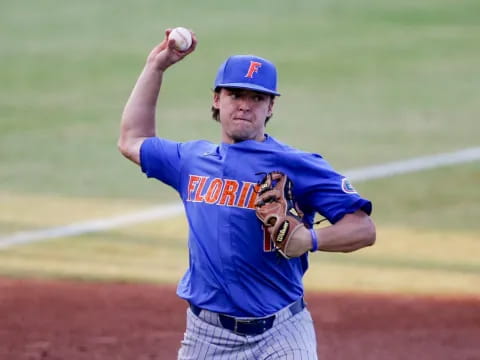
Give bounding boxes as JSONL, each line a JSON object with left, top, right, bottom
{"left": 286, "top": 210, "right": 376, "bottom": 257}
{"left": 315, "top": 212, "right": 376, "bottom": 252}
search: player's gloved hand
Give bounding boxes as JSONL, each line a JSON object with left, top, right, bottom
{"left": 255, "top": 172, "right": 313, "bottom": 259}
{"left": 281, "top": 226, "right": 316, "bottom": 258}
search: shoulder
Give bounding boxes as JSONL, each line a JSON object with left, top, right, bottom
{"left": 142, "top": 137, "right": 216, "bottom": 155}
{"left": 181, "top": 139, "right": 217, "bottom": 154}
{"left": 266, "top": 136, "right": 341, "bottom": 184}
{"left": 267, "top": 135, "right": 325, "bottom": 162}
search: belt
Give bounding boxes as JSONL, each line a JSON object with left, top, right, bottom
{"left": 189, "top": 297, "right": 305, "bottom": 336}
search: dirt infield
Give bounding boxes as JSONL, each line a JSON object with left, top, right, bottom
{"left": 0, "top": 278, "right": 479, "bottom": 360}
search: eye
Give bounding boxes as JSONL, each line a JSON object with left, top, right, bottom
{"left": 253, "top": 94, "right": 265, "bottom": 102}
{"left": 230, "top": 93, "right": 240, "bottom": 99}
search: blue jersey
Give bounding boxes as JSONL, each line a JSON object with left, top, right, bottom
{"left": 140, "top": 134, "right": 372, "bottom": 317}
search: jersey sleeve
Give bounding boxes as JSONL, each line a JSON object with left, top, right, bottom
{"left": 140, "top": 137, "right": 183, "bottom": 190}
{"left": 294, "top": 153, "right": 372, "bottom": 224}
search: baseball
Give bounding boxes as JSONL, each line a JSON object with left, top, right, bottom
{"left": 169, "top": 27, "right": 192, "bottom": 51}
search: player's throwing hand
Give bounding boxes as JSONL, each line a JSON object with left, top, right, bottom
{"left": 146, "top": 28, "right": 197, "bottom": 72}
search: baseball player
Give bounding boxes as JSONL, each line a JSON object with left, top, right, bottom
{"left": 118, "top": 29, "right": 376, "bottom": 360}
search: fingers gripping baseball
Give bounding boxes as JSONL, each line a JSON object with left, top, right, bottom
{"left": 147, "top": 28, "right": 197, "bottom": 71}
{"left": 255, "top": 172, "right": 306, "bottom": 259}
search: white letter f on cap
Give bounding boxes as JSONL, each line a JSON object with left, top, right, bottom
{"left": 245, "top": 61, "right": 262, "bottom": 78}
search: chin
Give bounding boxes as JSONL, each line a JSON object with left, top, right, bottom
{"left": 231, "top": 134, "right": 251, "bottom": 143}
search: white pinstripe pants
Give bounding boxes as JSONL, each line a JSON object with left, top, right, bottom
{"left": 178, "top": 302, "right": 318, "bottom": 360}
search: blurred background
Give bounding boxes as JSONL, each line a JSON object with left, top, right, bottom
{"left": 1, "top": 0, "right": 479, "bottom": 295}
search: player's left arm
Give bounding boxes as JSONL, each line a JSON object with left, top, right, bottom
{"left": 287, "top": 209, "right": 376, "bottom": 257}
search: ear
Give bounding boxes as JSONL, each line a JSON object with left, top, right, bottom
{"left": 212, "top": 91, "right": 220, "bottom": 109}
{"left": 267, "top": 97, "right": 275, "bottom": 117}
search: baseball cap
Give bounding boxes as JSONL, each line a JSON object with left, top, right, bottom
{"left": 214, "top": 55, "right": 280, "bottom": 96}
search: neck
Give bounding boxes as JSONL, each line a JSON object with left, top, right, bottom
{"left": 223, "top": 134, "right": 266, "bottom": 144}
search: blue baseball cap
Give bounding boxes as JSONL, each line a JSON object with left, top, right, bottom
{"left": 214, "top": 55, "right": 280, "bottom": 96}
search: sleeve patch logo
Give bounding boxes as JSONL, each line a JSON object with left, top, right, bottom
{"left": 341, "top": 178, "right": 358, "bottom": 194}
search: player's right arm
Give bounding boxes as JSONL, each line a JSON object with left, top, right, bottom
{"left": 118, "top": 29, "right": 197, "bottom": 165}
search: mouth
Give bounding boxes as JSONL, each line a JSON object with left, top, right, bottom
{"left": 233, "top": 117, "right": 251, "bottom": 123}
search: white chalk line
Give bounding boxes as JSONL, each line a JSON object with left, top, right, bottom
{"left": 0, "top": 203, "right": 185, "bottom": 250}
{"left": 342, "top": 146, "right": 480, "bottom": 181}
{"left": 1, "top": 147, "right": 479, "bottom": 249}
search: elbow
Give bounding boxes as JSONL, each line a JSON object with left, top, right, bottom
{"left": 346, "top": 218, "right": 376, "bottom": 252}
{"left": 363, "top": 219, "right": 376, "bottom": 248}
{"left": 117, "top": 136, "right": 129, "bottom": 158}
{"left": 117, "top": 134, "right": 141, "bottom": 165}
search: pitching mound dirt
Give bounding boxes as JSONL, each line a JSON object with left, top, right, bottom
{"left": 1, "top": 278, "right": 478, "bottom": 359}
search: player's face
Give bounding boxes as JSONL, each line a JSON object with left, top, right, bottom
{"left": 213, "top": 88, "right": 274, "bottom": 144}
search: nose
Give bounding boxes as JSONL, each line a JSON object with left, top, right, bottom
{"left": 237, "top": 97, "right": 252, "bottom": 111}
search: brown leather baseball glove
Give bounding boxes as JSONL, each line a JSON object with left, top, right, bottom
{"left": 255, "top": 171, "right": 305, "bottom": 259}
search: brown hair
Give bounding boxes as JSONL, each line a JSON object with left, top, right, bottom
{"left": 211, "top": 88, "right": 274, "bottom": 124}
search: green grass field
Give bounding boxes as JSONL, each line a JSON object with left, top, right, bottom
{"left": 1, "top": 0, "right": 479, "bottom": 295}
